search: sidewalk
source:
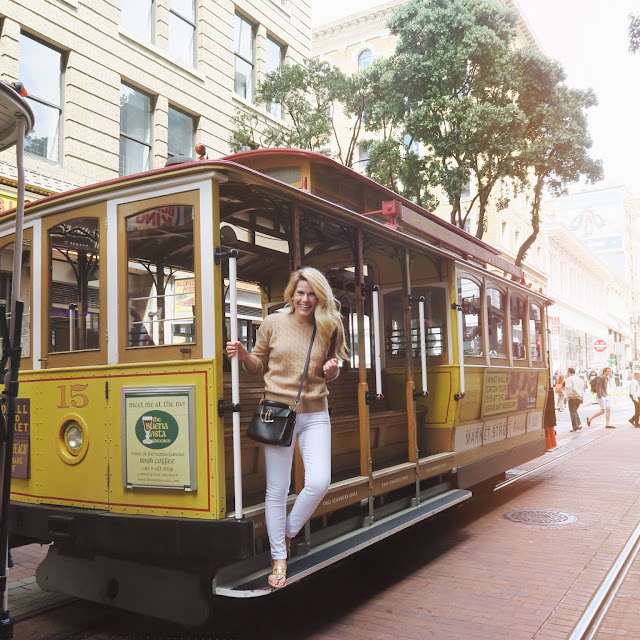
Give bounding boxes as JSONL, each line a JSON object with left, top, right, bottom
{"left": 8, "top": 543, "right": 70, "bottom": 619}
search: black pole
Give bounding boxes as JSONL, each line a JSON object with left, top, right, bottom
{"left": 0, "top": 301, "right": 24, "bottom": 639}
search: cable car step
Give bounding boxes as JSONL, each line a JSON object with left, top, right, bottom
{"left": 214, "top": 488, "right": 471, "bottom": 597}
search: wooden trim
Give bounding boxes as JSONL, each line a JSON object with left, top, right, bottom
{"left": 117, "top": 190, "right": 203, "bottom": 364}
{"left": 41, "top": 204, "right": 108, "bottom": 368}
{"left": 371, "top": 462, "right": 416, "bottom": 496}
{"left": 0, "top": 227, "right": 33, "bottom": 370}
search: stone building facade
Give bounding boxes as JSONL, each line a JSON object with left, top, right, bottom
{"left": 0, "top": 0, "right": 311, "bottom": 202}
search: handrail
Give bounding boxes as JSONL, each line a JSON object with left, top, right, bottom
{"left": 453, "top": 303, "right": 465, "bottom": 400}
{"left": 371, "top": 285, "right": 383, "bottom": 397}
{"left": 228, "top": 253, "right": 243, "bottom": 519}
{"left": 417, "top": 296, "right": 428, "bottom": 396}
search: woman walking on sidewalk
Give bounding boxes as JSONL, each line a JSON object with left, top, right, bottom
{"left": 629, "top": 370, "right": 640, "bottom": 427}
{"left": 587, "top": 367, "right": 614, "bottom": 428}
{"left": 555, "top": 373, "right": 566, "bottom": 411}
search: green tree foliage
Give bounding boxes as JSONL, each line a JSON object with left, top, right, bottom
{"left": 510, "top": 48, "right": 603, "bottom": 267}
{"left": 630, "top": 13, "right": 640, "bottom": 53}
{"left": 232, "top": 0, "right": 601, "bottom": 266}
{"left": 230, "top": 59, "right": 369, "bottom": 166}
{"left": 378, "top": 0, "right": 528, "bottom": 234}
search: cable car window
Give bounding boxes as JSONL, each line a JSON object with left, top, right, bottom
{"left": 510, "top": 294, "right": 526, "bottom": 360}
{"left": 529, "top": 301, "right": 543, "bottom": 361}
{"left": 0, "top": 240, "right": 31, "bottom": 358}
{"left": 126, "top": 205, "right": 195, "bottom": 347}
{"left": 48, "top": 218, "right": 100, "bottom": 353}
{"left": 486, "top": 286, "right": 506, "bottom": 359}
{"left": 410, "top": 286, "right": 447, "bottom": 362}
{"left": 458, "top": 277, "right": 483, "bottom": 357}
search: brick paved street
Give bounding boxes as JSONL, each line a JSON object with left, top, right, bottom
{"left": 9, "top": 395, "right": 640, "bottom": 639}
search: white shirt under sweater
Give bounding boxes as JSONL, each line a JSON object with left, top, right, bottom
{"left": 244, "top": 311, "right": 338, "bottom": 414}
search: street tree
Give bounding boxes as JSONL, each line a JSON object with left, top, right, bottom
{"left": 384, "top": 0, "right": 527, "bottom": 235}
{"left": 630, "top": 13, "right": 640, "bottom": 53}
{"left": 510, "top": 48, "right": 603, "bottom": 268}
{"left": 230, "top": 59, "right": 369, "bottom": 167}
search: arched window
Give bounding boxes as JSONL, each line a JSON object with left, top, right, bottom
{"left": 358, "top": 49, "right": 372, "bottom": 70}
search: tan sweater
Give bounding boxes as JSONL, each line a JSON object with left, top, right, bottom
{"left": 244, "top": 311, "right": 338, "bottom": 413}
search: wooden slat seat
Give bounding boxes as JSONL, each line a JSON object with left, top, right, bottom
{"left": 222, "top": 370, "right": 422, "bottom": 505}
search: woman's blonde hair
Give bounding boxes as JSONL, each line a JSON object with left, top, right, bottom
{"left": 283, "top": 267, "right": 349, "bottom": 362}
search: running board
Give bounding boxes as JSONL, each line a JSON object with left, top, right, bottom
{"left": 214, "top": 488, "right": 471, "bottom": 597}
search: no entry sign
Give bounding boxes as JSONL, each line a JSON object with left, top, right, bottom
{"left": 593, "top": 339, "right": 607, "bottom": 352}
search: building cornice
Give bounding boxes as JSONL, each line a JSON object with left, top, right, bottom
{"left": 313, "top": 0, "right": 543, "bottom": 53}
{"left": 0, "top": 159, "right": 79, "bottom": 196}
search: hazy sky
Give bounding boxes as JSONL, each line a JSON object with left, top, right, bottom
{"left": 313, "top": 0, "right": 640, "bottom": 196}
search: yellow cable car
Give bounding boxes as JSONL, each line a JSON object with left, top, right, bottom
{"left": 5, "top": 148, "right": 551, "bottom": 625}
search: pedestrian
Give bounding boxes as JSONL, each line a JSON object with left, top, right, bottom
{"left": 554, "top": 373, "right": 565, "bottom": 411}
{"left": 629, "top": 370, "right": 640, "bottom": 427}
{"left": 586, "top": 366, "right": 614, "bottom": 428}
{"left": 225, "top": 266, "right": 348, "bottom": 589}
{"left": 565, "top": 367, "right": 586, "bottom": 431}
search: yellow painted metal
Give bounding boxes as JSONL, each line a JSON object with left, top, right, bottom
{"left": 11, "top": 360, "right": 224, "bottom": 519}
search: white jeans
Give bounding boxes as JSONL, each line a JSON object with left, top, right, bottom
{"left": 264, "top": 410, "right": 331, "bottom": 560}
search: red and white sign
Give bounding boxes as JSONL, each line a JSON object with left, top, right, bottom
{"left": 548, "top": 316, "right": 560, "bottom": 335}
{"left": 593, "top": 339, "right": 607, "bottom": 353}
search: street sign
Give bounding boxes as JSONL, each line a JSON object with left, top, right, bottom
{"left": 593, "top": 339, "right": 607, "bottom": 352}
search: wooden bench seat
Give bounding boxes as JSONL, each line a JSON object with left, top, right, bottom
{"left": 222, "top": 370, "right": 422, "bottom": 507}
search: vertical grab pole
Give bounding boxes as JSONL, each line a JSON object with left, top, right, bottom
{"left": 228, "top": 253, "right": 243, "bottom": 519}
{"left": 453, "top": 303, "right": 466, "bottom": 400}
{"left": 371, "top": 285, "right": 383, "bottom": 398}
{"left": 418, "top": 296, "right": 428, "bottom": 396}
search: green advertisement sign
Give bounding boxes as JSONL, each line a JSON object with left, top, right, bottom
{"left": 122, "top": 386, "right": 196, "bottom": 490}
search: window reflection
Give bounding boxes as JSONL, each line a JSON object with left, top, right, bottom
{"left": 0, "top": 242, "right": 31, "bottom": 358}
{"left": 169, "top": 0, "right": 196, "bottom": 67}
{"left": 19, "top": 34, "right": 62, "bottom": 162}
{"left": 529, "top": 302, "right": 543, "bottom": 361}
{"left": 487, "top": 287, "right": 506, "bottom": 358}
{"left": 49, "top": 219, "right": 100, "bottom": 353}
{"left": 126, "top": 205, "right": 196, "bottom": 347}
{"left": 511, "top": 295, "right": 526, "bottom": 360}
{"left": 122, "top": 0, "right": 154, "bottom": 41}
{"left": 458, "top": 277, "right": 483, "bottom": 357}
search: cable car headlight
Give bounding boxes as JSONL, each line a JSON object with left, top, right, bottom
{"left": 65, "top": 423, "right": 83, "bottom": 452}
{"left": 56, "top": 416, "right": 89, "bottom": 464}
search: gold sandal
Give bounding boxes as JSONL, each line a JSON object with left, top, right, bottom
{"left": 268, "top": 565, "right": 287, "bottom": 589}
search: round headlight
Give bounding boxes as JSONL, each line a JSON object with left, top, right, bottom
{"left": 65, "top": 423, "right": 83, "bottom": 452}
{"left": 56, "top": 416, "right": 89, "bottom": 464}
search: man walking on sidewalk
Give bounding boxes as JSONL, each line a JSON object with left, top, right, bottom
{"left": 587, "top": 367, "right": 614, "bottom": 428}
{"left": 565, "top": 367, "right": 585, "bottom": 431}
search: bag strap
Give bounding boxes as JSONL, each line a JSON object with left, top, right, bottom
{"left": 294, "top": 326, "right": 316, "bottom": 410}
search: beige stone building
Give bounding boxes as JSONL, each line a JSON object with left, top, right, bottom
{"left": 0, "top": 0, "right": 311, "bottom": 205}
{"left": 312, "top": 0, "right": 548, "bottom": 292}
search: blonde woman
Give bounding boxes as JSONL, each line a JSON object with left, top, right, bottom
{"left": 226, "top": 267, "right": 348, "bottom": 589}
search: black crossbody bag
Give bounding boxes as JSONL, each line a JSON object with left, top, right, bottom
{"left": 246, "top": 326, "right": 316, "bottom": 447}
